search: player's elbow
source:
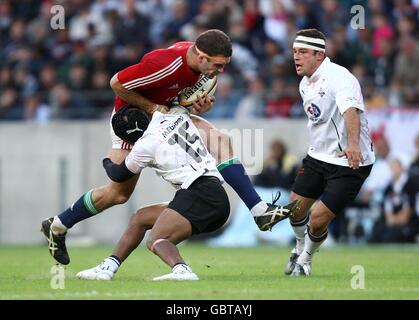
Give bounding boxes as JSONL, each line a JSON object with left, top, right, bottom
{"left": 110, "top": 74, "right": 120, "bottom": 91}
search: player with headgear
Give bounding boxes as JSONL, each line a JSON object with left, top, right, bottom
{"left": 284, "top": 29, "right": 375, "bottom": 276}
{"left": 78, "top": 105, "right": 295, "bottom": 281}
{"left": 41, "top": 29, "right": 297, "bottom": 265}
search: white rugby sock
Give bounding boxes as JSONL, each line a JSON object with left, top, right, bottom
{"left": 51, "top": 216, "right": 68, "bottom": 235}
{"left": 250, "top": 201, "right": 268, "bottom": 217}
{"left": 102, "top": 256, "right": 120, "bottom": 273}
{"left": 172, "top": 263, "right": 193, "bottom": 273}
{"left": 290, "top": 214, "right": 309, "bottom": 255}
{"left": 297, "top": 226, "right": 328, "bottom": 264}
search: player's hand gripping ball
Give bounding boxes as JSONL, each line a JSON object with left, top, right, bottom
{"left": 178, "top": 75, "right": 217, "bottom": 107}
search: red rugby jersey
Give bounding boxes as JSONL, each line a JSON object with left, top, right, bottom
{"left": 114, "top": 41, "right": 201, "bottom": 111}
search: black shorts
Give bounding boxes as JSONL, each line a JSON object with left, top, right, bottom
{"left": 292, "top": 155, "right": 373, "bottom": 215}
{"left": 168, "top": 176, "right": 230, "bottom": 235}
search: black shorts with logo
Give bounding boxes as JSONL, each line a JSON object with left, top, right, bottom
{"left": 292, "top": 155, "right": 373, "bottom": 215}
{"left": 168, "top": 176, "right": 230, "bottom": 235}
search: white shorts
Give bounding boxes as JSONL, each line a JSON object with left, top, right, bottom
{"left": 110, "top": 109, "right": 132, "bottom": 150}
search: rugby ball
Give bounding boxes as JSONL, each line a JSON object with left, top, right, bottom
{"left": 178, "top": 75, "right": 217, "bottom": 107}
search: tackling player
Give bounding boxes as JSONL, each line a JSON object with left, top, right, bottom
{"left": 76, "top": 106, "right": 296, "bottom": 280}
{"left": 41, "top": 29, "right": 289, "bottom": 265}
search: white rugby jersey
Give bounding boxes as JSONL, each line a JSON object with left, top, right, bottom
{"left": 125, "top": 108, "right": 223, "bottom": 189}
{"left": 299, "top": 57, "right": 375, "bottom": 167}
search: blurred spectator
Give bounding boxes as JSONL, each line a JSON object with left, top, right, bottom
{"left": 57, "top": 40, "right": 93, "bottom": 84}
{"left": 265, "top": 77, "right": 295, "bottom": 118}
{"left": 0, "top": 0, "right": 418, "bottom": 120}
{"left": 258, "top": 38, "right": 283, "bottom": 84}
{"left": 254, "top": 139, "right": 299, "bottom": 190}
{"left": 0, "top": 1, "right": 12, "bottom": 46}
{"left": 164, "top": 0, "right": 194, "bottom": 40}
{"left": 351, "top": 63, "right": 368, "bottom": 84}
{"left": 0, "top": 86, "right": 21, "bottom": 120}
{"left": 229, "top": 19, "right": 259, "bottom": 82}
{"left": 67, "top": 63, "right": 89, "bottom": 91}
{"left": 90, "top": 44, "right": 114, "bottom": 74}
{"left": 49, "top": 83, "right": 92, "bottom": 119}
{"left": 38, "top": 64, "right": 57, "bottom": 93}
{"left": 242, "top": 0, "right": 266, "bottom": 58}
{"left": 235, "top": 77, "right": 266, "bottom": 119}
{"left": 358, "top": 132, "right": 392, "bottom": 204}
{"left": 48, "top": 29, "right": 73, "bottom": 64}
{"left": 346, "top": 28, "right": 375, "bottom": 76}
{"left": 363, "top": 78, "right": 388, "bottom": 109}
{"left": 260, "top": 0, "right": 290, "bottom": 49}
{"left": 369, "top": 157, "right": 419, "bottom": 243}
{"left": 204, "top": 74, "right": 241, "bottom": 119}
{"left": 13, "top": 63, "right": 38, "bottom": 97}
{"left": 396, "top": 14, "right": 417, "bottom": 38}
{"left": 371, "top": 13, "right": 394, "bottom": 58}
{"left": 23, "top": 94, "right": 51, "bottom": 123}
{"left": 373, "top": 37, "right": 396, "bottom": 88}
{"left": 391, "top": 36, "right": 419, "bottom": 107}
{"left": 199, "top": 0, "right": 234, "bottom": 33}
{"left": 69, "top": 3, "right": 113, "bottom": 46}
{"left": 391, "top": 0, "right": 418, "bottom": 22}
{"left": 137, "top": 0, "right": 173, "bottom": 46}
{"left": 409, "top": 133, "right": 419, "bottom": 186}
{"left": 330, "top": 26, "right": 353, "bottom": 68}
{"left": 2, "top": 19, "right": 27, "bottom": 63}
{"left": 25, "top": 2, "right": 51, "bottom": 47}
{"left": 114, "top": 0, "right": 150, "bottom": 48}
{"left": 0, "top": 65, "right": 13, "bottom": 88}
{"left": 315, "top": 0, "right": 348, "bottom": 37}
{"left": 293, "top": 0, "right": 318, "bottom": 30}
{"left": 90, "top": 69, "right": 114, "bottom": 116}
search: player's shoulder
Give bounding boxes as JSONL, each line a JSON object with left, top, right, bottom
{"left": 141, "top": 41, "right": 191, "bottom": 70}
{"left": 326, "top": 60, "right": 354, "bottom": 80}
{"left": 144, "top": 41, "right": 192, "bottom": 60}
{"left": 168, "top": 41, "right": 194, "bottom": 51}
{"left": 324, "top": 60, "right": 360, "bottom": 87}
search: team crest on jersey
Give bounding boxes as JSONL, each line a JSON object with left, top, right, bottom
{"left": 306, "top": 103, "right": 321, "bottom": 122}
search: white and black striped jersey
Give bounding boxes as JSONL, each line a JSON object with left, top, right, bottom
{"left": 125, "top": 108, "right": 222, "bottom": 189}
{"left": 299, "top": 57, "right": 375, "bottom": 167}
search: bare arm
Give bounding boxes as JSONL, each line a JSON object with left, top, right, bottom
{"left": 339, "top": 107, "right": 363, "bottom": 169}
{"left": 110, "top": 74, "right": 168, "bottom": 114}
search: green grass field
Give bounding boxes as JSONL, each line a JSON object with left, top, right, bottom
{"left": 0, "top": 244, "right": 418, "bottom": 300}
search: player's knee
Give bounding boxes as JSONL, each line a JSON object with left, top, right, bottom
{"left": 129, "top": 210, "right": 143, "bottom": 226}
{"left": 113, "top": 193, "right": 131, "bottom": 205}
{"left": 146, "top": 235, "right": 157, "bottom": 252}
{"left": 146, "top": 236, "right": 162, "bottom": 253}
{"left": 108, "top": 187, "right": 132, "bottom": 204}
{"left": 100, "top": 184, "right": 132, "bottom": 205}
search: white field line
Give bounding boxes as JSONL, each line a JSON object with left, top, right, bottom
{"left": 1, "top": 287, "right": 419, "bottom": 299}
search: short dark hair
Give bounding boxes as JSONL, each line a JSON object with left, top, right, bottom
{"left": 296, "top": 28, "right": 326, "bottom": 42}
{"left": 195, "top": 29, "right": 232, "bottom": 57}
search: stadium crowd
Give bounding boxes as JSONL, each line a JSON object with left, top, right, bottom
{"left": 0, "top": 0, "right": 418, "bottom": 121}
{"left": 1, "top": 0, "right": 419, "bottom": 244}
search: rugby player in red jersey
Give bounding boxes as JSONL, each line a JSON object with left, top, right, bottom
{"left": 41, "top": 30, "right": 296, "bottom": 265}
